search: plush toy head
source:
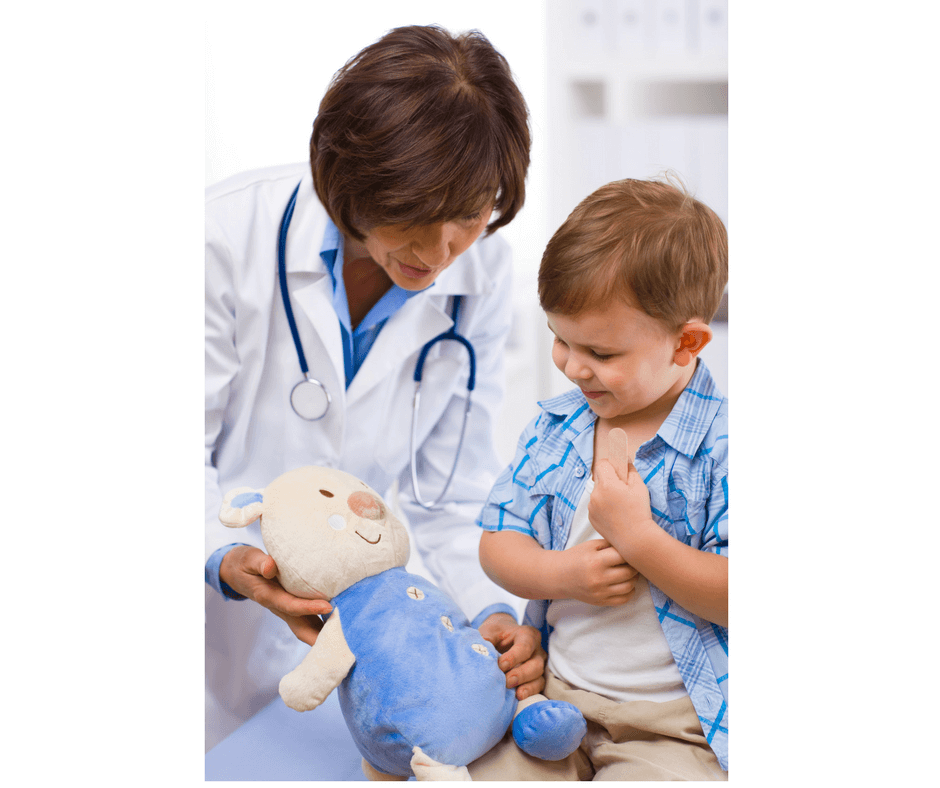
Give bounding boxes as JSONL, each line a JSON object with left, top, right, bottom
{"left": 219, "top": 466, "right": 410, "bottom": 600}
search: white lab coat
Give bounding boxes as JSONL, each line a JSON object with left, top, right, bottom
{"left": 205, "top": 163, "right": 520, "bottom": 747}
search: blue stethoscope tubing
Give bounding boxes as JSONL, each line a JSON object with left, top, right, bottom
{"left": 277, "top": 182, "right": 476, "bottom": 510}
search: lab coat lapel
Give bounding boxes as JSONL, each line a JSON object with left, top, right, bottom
{"left": 345, "top": 295, "right": 452, "bottom": 406}
{"left": 290, "top": 278, "right": 345, "bottom": 393}
{"left": 283, "top": 181, "right": 346, "bottom": 398}
{"left": 344, "top": 253, "right": 492, "bottom": 405}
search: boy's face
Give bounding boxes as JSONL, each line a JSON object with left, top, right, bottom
{"left": 547, "top": 299, "right": 690, "bottom": 424}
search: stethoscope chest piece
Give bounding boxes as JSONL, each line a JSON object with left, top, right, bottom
{"left": 290, "top": 375, "right": 331, "bottom": 421}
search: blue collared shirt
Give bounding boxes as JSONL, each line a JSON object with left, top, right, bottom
{"left": 319, "top": 219, "right": 422, "bottom": 387}
{"left": 477, "top": 360, "right": 729, "bottom": 770}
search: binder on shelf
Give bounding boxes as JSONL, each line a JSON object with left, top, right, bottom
{"left": 697, "top": 0, "right": 728, "bottom": 57}
{"left": 613, "top": 0, "right": 653, "bottom": 57}
{"left": 688, "top": 114, "right": 728, "bottom": 226}
{"left": 571, "top": 117, "right": 620, "bottom": 203}
{"left": 648, "top": 117, "right": 693, "bottom": 187}
{"left": 653, "top": 0, "right": 691, "bottom": 56}
{"left": 617, "top": 118, "right": 663, "bottom": 182}
{"left": 565, "top": 0, "right": 611, "bottom": 55}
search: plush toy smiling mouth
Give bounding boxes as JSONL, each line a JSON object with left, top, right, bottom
{"left": 356, "top": 531, "right": 381, "bottom": 544}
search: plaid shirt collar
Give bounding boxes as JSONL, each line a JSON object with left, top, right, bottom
{"left": 536, "top": 360, "right": 724, "bottom": 461}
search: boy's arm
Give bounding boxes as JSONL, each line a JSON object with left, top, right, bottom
{"left": 590, "top": 458, "right": 727, "bottom": 627}
{"left": 479, "top": 530, "right": 638, "bottom": 606}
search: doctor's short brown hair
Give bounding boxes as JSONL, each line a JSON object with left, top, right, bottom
{"left": 538, "top": 177, "right": 728, "bottom": 331}
{"left": 311, "top": 24, "right": 530, "bottom": 241}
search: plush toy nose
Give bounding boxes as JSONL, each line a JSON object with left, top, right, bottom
{"left": 347, "top": 491, "right": 383, "bottom": 520}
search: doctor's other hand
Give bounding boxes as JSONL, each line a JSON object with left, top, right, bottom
{"left": 478, "top": 612, "right": 547, "bottom": 700}
{"left": 219, "top": 545, "right": 333, "bottom": 645}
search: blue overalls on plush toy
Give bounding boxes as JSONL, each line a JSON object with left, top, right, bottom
{"left": 219, "top": 465, "right": 586, "bottom": 781}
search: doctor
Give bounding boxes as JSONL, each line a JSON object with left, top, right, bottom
{"left": 205, "top": 24, "right": 540, "bottom": 746}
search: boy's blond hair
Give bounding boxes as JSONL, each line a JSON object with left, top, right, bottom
{"left": 538, "top": 177, "right": 728, "bottom": 331}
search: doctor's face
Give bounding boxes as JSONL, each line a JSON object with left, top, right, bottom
{"left": 353, "top": 207, "right": 493, "bottom": 291}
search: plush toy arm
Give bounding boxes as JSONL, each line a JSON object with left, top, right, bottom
{"left": 279, "top": 607, "right": 355, "bottom": 712}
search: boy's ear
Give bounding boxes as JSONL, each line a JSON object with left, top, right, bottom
{"left": 674, "top": 321, "right": 712, "bottom": 367}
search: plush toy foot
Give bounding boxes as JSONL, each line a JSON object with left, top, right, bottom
{"left": 410, "top": 746, "right": 472, "bottom": 781}
{"left": 511, "top": 695, "right": 586, "bottom": 761}
{"left": 361, "top": 758, "right": 408, "bottom": 781}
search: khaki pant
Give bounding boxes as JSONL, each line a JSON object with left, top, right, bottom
{"left": 469, "top": 671, "right": 727, "bottom": 781}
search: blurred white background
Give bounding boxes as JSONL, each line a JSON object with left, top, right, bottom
{"left": 3, "top": 2, "right": 934, "bottom": 783}
{"left": 206, "top": 0, "right": 728, "bottom": 464}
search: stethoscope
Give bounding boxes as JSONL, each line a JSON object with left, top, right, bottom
{"left": 277, "top": 182, "right": 476, "bottom": 510}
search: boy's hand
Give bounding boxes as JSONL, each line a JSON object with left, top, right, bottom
{"left": 478, "top": 613, "right": 547, "bottom": 700}
{"left": 590, "top": 456, "right": 658, "bottom": 561}
{"left": 559, "top": 538, "right": 638, "bottom": 606}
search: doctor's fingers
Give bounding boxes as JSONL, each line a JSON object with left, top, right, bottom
{"left": 271, "top": 610, "right": 325, "bottom": 647}
{"left": 253, "top": 579, "right": 333, "bottom": 619}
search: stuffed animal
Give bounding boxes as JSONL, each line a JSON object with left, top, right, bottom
{"left": 220, "top": 465, "right": 586, "bottom": 781}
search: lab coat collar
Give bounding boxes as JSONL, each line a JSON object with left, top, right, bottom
{"left": 284, "top": 171, "right": 331, "bottom": 278}
{"left": 342, "top": 241, "right": 496, "bottom": 401}
{"left": 344, "top": 295, "right": 454, "bottom": 404}
{"left": 343, "top": 243, "right": 496, "bottom": 400}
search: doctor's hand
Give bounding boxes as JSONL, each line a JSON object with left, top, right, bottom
{"left": 219, "top": 545, "right": 333, "bottom": 646}
{"left": 478, "top": 613, "right": 547, "bottom": 701}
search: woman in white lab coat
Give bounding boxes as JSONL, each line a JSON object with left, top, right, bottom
{"left": 205, "top": 25, "right": 538, "bottom": 747}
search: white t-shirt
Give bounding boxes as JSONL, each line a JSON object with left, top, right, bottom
{"left": 546, "top": 479, "right": 688, "bottom": 703}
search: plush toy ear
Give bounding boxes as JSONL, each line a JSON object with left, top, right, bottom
{"left": 219, "top": 486, "right": 266, "bottom": 528}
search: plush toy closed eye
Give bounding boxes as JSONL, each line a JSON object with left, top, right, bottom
{"left": 220, "top": 465, "right": 585, "bottom": 781}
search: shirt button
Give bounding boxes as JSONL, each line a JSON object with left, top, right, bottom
{"left": 574, "top": 465, "right": 585, "bottom": 478}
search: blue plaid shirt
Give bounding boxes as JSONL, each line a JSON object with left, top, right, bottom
{"left": 477, "top": 360, "right": 729, "bottom": 770}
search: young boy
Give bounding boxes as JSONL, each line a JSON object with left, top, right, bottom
{"left": 470, "top": 178, "right": 728, "bottom": 780}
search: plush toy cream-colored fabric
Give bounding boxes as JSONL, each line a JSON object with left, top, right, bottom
{"left": 220, "top": 466, "right": 585, "bottom": 781}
